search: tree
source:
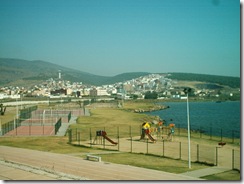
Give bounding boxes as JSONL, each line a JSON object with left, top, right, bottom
{"left": 144, "top": 91, "right": 158, "bottom": 99}
{"left": 131, "top": 94, "right": 138, "bottom": 100}
{"left": 0, "top": 104, "right": 6, "bottom": 115}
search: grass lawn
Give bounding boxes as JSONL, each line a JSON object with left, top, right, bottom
{"left": 201, "top": 170, "right": 240, "bottom": 181}
{"left": 122, "top": 100, "right": 160, "bottom": 111}
{"left": 76, "top": 107, "right": 152, "bottom": 126}
{"left": 0, "top": 106, "right": 17, "bottom": 124}
{"left": 0, "top": 136, "right": 81, "bottom": 153}
{"left": 91, "top": 152, "right": 208, "bottom": 174}
{"left": 70, "top": 106, "right": 165, "bottom": 141}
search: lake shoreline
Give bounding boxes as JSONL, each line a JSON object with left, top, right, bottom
{"left": 134, "top": 105, "right": 169, "bottom": 113}
{"left": 143, "top": 101, "right": 240, "bottom": 139}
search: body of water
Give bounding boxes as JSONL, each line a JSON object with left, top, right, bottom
{"left": 144, "top": 101, "right": 240, "bottom": 138}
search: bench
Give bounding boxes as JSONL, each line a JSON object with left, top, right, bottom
{"left": 86, "top": 154, "right": 101, "bottom": 162}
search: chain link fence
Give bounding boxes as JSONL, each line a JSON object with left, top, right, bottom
{"left": 68, "top": 124, "right": 240, "bottom": 170}
{"left": 68, "top": 125, "right": 231, "bottom": 166}
{"left": 232, "top": 149, "right": 240, "bottom": 171}
{"left": 175, "top": 124, "right": 240, "bottom": 144}
{"left": 0, "top": 107, "right": 77, "bottom": 136}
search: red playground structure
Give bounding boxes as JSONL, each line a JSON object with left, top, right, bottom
{"left": 93, "top": 130, "right": 118, "bottom": 145}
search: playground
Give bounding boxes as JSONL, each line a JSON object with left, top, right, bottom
{"left": 68, "top": 121, "right": 240, "bottom": 171}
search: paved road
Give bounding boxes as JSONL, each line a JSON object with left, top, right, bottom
{"left": 0, "top": 146, "right": 203, "bottom": 181}
{"left": 56, "top": 116, "right": 77, "bottom": 136}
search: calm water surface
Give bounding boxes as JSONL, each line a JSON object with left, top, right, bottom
{"left": 144, "top": 101, "right": 240, "bottom": 138}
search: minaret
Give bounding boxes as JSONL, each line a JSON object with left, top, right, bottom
{"left": 58, "top": 70, "right": 61, "bottom": 79}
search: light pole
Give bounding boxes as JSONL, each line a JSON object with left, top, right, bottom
{"left": 43, "top": 110, "right": 46, "bottom": 125}
{"left": 184, "top": 88, "right": 191, "bottom": 169}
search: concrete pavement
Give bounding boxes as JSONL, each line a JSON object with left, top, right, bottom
{"left": 56, "top": 116, "right": 77, "bottom": 136}
{"left": 56, "top": 108, "right": 89, "bottom": 136}
{"left": 181, "top": 167, "right": 230, "bottom": 178}
{"left": 0, "top": 159, "right": 87, "bottom": 180}
{"left": 0, "top": 146, "right": 204, "bottom": 181}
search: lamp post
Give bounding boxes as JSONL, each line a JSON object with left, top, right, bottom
{"left": 184, "top": 88, "right": 191, "bottom": 169}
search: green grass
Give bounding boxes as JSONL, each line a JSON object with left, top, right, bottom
{"left": 0, "top": 136, "right": 121, "bottom": 155}
{"left": 92, "top": 152, "right": 208, "bottom": 174}
{"left": 122, "top": 100, "right": 159, "bottom": 111}
{"left": 0, "top": 106, "right": 17, "bottom": 124}
{"left": 0, "top": 136, "right": 96, "bottom": 154}
{"left": 201, "top": 170, "right": 240, "bottom": 180}
{"left": 76, "top": 107, "right": 151, "bottom": 127}
{"left": 72, "top": 107, "right": 151, "bottom": 137}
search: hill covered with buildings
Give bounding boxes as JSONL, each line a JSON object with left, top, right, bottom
{"left": 0, "top": 58, "right": 150, "bottom": 87}
{"left": 0, "top": 58, "right": 240, "bottom": 101}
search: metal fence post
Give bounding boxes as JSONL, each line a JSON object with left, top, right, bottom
{"left": 78, "top": 132, "right": 80, "bottom": 145}
{"left": 200, "top": 126, "right": 202, "bottom": 138}
{"left": 29, "top": 121, "right": 31, "bottom": 136}
{"left": 220, "top": 128, "right": 223, "bottom": 142}
{"left": 90, "top": 128, "right": 92, "bottom": 147}
{"left": 130, "top": 126, "right": 132, "bottom": 153}
{"left": 43, "top": 122, "right": 44, "bottom": 135}
{"left": 15, "top": 119, "right": 17, "bottom": 135}
{"left": 210, "top": 127, "right": 212, "bottom": 140}
{"left": 147, "top": 139, "right": 149, "bottom": 154}
{"left": 139, "top": 125, "right": 141, "bottom": 138}
{"left": 117, "top": 127, "right": 120, "bottom": 151}
{"left": 163, "top": 140, "right": 165, "bottom": 157}
{"left": 197, "top": 144, "right": 199, "bottom": 162}
{"left": 103, "top": 127, "right": 105, "bottom": 149}
{"left": 68, "top": 129, "right": 72, "bottom": 143}
{"left": 179, "top": 142, "right": 181, "bottom": 159}
{"left": 178, "top": 124, "right": 180, "bottom": 136}
{"left": 216, "top": 147, "right": 218, "bottom": 166}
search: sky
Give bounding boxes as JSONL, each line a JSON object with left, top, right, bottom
{"left": 0, "top": 0, "right": 241, "bottom": 77}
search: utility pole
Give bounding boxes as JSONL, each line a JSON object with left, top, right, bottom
{"left": 184, "top": 88, "right": 192, "bottom": 169}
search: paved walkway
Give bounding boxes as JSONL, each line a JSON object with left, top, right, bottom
{"left": 0, "top": 146, "right": 204, "bottom": 181}
{"left": 56, "top": 117, "right": 77, "bottom": 136}
{"left": 56, "top": 107, "right": 89, "bottom": 136}
{"left": 0, "top": 161, "right": 83, "bottom": 180}
{"left": 181, "top": 167, "right": 230, "bottom": 178}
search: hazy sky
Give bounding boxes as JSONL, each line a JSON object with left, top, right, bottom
{"left": 0, "top": 0, "right": 240, "bottom": 77}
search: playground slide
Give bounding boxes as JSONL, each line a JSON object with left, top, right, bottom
{"left": 102, "top": 134, "right": 118, "bottom": 145}
{"left": 147, "top": 133, "right": 156, "bottom": 142}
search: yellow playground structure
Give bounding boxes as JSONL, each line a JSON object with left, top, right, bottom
{"left": 143, "top": 120, "right": 175, "bottom": 142}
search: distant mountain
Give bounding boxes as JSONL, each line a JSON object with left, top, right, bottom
{"left": 0, "top": 58, "right": 149, "bottom": 87}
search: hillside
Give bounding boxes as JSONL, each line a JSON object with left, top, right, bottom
{"left": 0, "top": 58, "right": 240, "bottom": 89}
{"left": 0, "top": 58, "right": 108, "bottom": 86}
{"left": 0, "top": 58, "right": 149, "bottom": 86}
{"left": 167, "top": 72, "right": 240, "bottom": 88}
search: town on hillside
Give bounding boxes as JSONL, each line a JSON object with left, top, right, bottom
{"left": 0, "top": 73, "right": 240, "bottom": 102}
